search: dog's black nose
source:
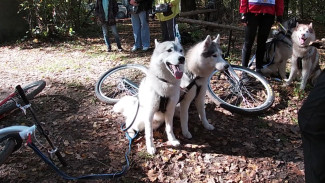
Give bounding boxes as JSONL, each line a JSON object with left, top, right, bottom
{"left": 179, "top": 56, "right": 185, "bottom": 64}
{"left": 225, "top": 64, "right": 229, "bottom": 69}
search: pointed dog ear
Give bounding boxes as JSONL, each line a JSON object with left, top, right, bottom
{"left": 203, "top": 35, "right": 212, "bottom": 50}
{"left": 174, "top": 36, "right": 180, "bottom": 45}
{"left": 309, "top": 22, "right": 313, "bottom": 29}
{"left": 213, "top": 34, "right": 220, "bottom": 44}
{"left": 155, "top": 39, "right": 160, "bottom": 47}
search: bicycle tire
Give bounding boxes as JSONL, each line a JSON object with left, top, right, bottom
{"left": 0, "top": 137, "right": 16, "bottom": 165}
{"left": 0, "top": 80, "right": 46, "bottom": 115}
{"left": 95, "top": 64, "right": 148, "bottom": 104}
{"left": 207, "top": 65, "right": 274, "bottom": 114}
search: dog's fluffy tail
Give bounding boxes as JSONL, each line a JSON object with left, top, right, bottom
{"left": 113, "top": 96, "right": 138, "bottom": 115}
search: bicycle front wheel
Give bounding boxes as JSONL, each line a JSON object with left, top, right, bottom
{"left": 0, "top": 137, "right": 17, "bottom": 165}
{"left": 95, "top": 64, "right": 148, "bottom": 104}
{"left": 207, "top": 65, "right": 274, "bottom": 114}
{"left": 0, "top": 80, "right": 46, "bottom": 115}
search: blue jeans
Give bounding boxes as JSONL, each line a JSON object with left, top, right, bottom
{"left": 131, "top": 11, "right": 150, "bottom": 48}
{"left": 101, "top": 24, "right": 122, "bottom": 49}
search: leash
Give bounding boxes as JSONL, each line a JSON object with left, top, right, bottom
{"left": 27, "top": 120, "right": 139, "bottom": 180}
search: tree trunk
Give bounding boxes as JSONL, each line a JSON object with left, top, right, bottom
{"left": 181, "top": 0, "right": 197, "bottom": 19}
{"left": 300, "top": 0, "right": 304, "bottom": 19}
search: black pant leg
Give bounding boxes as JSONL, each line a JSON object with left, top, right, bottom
{"left": 255, "top": 14, "right": 274, "bottom": 69}
{"left": 242, "top": 13, "right": 258, "bottom": 67}
{"left": 160, "top": 21, "right": 168, "bottom": 42}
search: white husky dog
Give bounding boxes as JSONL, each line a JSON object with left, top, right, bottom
{"left": 178, "top": 35, "right": 229, "bottom": 139}
{"left": 113, "top": 38, "right": 185, "bottom": 154}
{"left": 285, "top": 23, "right": 321, "bottom": 90}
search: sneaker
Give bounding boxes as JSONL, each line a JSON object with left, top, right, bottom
{"left": 131, "top": 46, "right": 139, "bottom": 52}
{"left": 142, "top": 46, "right": 149, "bottom": 51}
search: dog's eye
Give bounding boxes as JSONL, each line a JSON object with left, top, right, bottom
{"left": 180, "top": 49, "right": 183, "bottom": 53}
{"left": 212, "top": 54, "right": 218, "bottom": 57}
{"left": 167, "top": 49, "right": 172, "bottom": 52}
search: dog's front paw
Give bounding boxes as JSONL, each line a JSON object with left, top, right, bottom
{"left": 283, "top": 80, "right": 291, "bottom": 86}
{"left": 169, "top": 139, "right": 180, "bottom": 147}
{"left": 204, "top": 123, "right": 215, "bottom": 130}
{"left": 182, "top": 131, "right": 192, "bottom": 139}
{"left": 146, "top": 146, "right": 156, "bottom": 155}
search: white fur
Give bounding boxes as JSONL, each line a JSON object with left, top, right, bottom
{"left": 285, "top": 23, "right": 321, "bottom": 90}
{"left": 178, "top": 35, "right": 229, "bottom": 139}
{"left": 113, "top": 38, "right": 185, "bottom": 154}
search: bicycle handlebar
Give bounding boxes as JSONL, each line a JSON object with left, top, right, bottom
{"left": 16, "top": 85, "right": 30, "bottom": 105}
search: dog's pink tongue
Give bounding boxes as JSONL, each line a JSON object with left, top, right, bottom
{"left": 300, "top": 38, "right": 305, "bottom": 45}
{"left": 171, "top": 65, "right": 183, "bottom": 79}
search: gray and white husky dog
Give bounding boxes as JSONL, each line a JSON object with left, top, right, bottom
{"left": 178, "top": 35, "right": 229, "bottom": 139}
{"left": 113, "top": 38, "right": 185, "bottom": 155}
{"left": 285, "top": 23, "right": 321, "bottom": 90}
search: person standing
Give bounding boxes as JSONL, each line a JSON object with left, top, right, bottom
{"left": 155, "top": 0, "right": 180, "bottom": 42}
{"left": 239, "top": 0, "right": 284, "bottom": 73}
{"left": 129, "top": 0, "right": 152, "bottom": 52}
{"left": 95, "top": 0, "right": 123, "bottom": 52}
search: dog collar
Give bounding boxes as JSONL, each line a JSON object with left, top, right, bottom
{"left": 156, "top": 76, "right": 169, "bottom": 84}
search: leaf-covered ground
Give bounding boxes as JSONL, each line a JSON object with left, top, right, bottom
{"left": 1, "top": 19, "right": 324, "bottom": 182}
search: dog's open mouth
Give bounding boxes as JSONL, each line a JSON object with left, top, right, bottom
{"left": 299, "top": 37, "right": 307, "bottom": 45}
{"left": 166, "top": 62, "right": 183, "bottom": 79}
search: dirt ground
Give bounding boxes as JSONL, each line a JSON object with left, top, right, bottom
{"left": 1, "top": 19, "right": 324, "bottom": 182}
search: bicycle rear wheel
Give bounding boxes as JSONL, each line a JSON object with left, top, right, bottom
{"left": 95, "top": 64, "right": 148, "bottom": 104}
{"left": 207, "top": 65, "right": 274, "bottom": 114}
{"left": 0, "top": 137, "right": 16, "bottom": 165}
{"left": 0, "top": 80, "right": 46, "bottom": 115}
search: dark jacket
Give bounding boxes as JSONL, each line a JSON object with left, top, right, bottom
{"left": 128, "top": 0, "right": 152, "bottom": 13}
{"left": 95, "top": 0, "right": 118, "bottom": 25}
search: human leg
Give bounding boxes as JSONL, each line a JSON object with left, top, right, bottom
{"left": 138, "top": 11, "right": 150, "bottom": 49}
{"left": 110, "top": 25, "right": 122, "bottom": 50}
{"left": 131, "top": 13, "right": 141, "bottom": 50}
{"left": 101, "top": 23, "right": 111, "bottom": 51}
{"left": 160, "top": 21, "right": 169, "bottom": 42}
{"left": 255, "top": 14, "right": 274, "bottom": 70}
{"left": 165, "top": 17, "right": 176, "bottom": 41}
{"left": 242, "top": 13, "right": 258, "bottom": 67}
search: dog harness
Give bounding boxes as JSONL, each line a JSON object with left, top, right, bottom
{"left": 294, "top": 46, "right": 317, "bottom": 71}
{"left": 179, "top": 72, "right": 202, "bottom": 103}
{"left": 263, "top": 31, "right": 292, "bottom": 68}
{"left": 155, "top": 76, "right": 172, "bottom": 113}
{"left": 155, "top": 72, "right": 202, "bottom": 112}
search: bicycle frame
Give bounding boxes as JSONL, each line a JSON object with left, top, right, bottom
{"left": 0, "top": 85, "right": 67, "bottom": 166}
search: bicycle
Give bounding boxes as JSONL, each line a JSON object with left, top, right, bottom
{"left": 1, "top": 83, "right": 137, "bottom": 180}
{"left": 0, "top": 83, "right": 66, "bottom": 166}
{"left": 95, "top": 63, "right": 274, "bottom": 114}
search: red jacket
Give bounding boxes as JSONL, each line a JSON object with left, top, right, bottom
{"left": 240, "top": 0, "right": 284, "bottom": 16}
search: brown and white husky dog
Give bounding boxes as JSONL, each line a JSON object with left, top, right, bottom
{"left": 285, "top": 23, "right": 321, "bottom": 90}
